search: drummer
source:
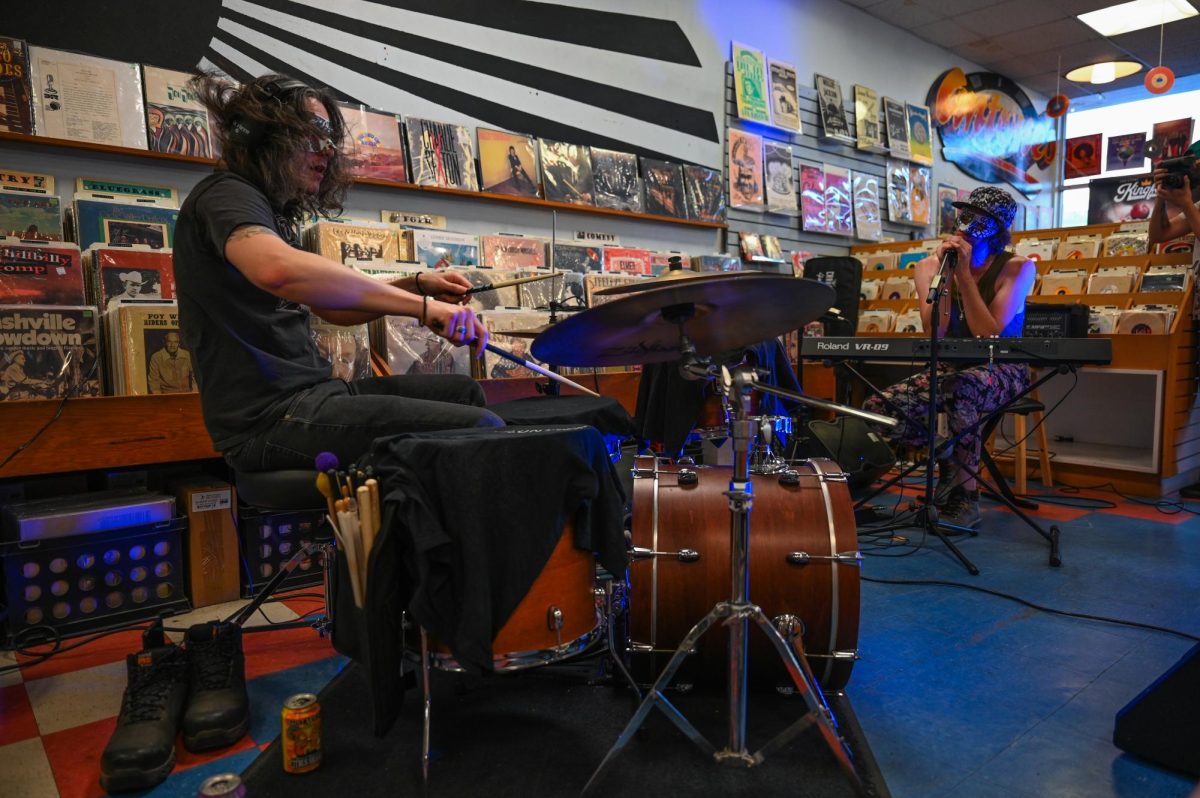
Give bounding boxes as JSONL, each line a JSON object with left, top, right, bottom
{"left": 175, "top": 72, "right": 504, "bottom": 472}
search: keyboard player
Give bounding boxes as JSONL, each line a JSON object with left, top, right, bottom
{"left": 861, "top": 187, "right": 1036, "bottom": 529}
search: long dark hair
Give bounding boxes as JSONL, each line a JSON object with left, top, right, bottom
{"left": 189, "top": 71, "right": 352, "bottom": 223}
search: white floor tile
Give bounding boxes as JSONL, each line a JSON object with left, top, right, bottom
{"left": 1, "top": 649, "right": 22, "bottom": 688}
{"left": 0, "top": 737, "right": 58, "bottom": 797}
{"left": 161, "top": 597, "right": 301, "bottom": 643}
{"left": 24, "top": 659, "right": 126, "bottom": 736}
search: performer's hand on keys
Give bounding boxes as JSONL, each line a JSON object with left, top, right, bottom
{"left": 422, "top": 270, "right": 472, "bottom": 304}
{"left": 426, "top": 300, "right": 488, "bottom": 352}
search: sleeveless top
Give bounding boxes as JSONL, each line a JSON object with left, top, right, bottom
{"left": 946, "top": 251, "right": 1024, "bottom": 338}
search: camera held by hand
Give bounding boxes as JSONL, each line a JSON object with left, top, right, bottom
{"left": 1159, "top": 153, "right": 1200, "bottom": 190}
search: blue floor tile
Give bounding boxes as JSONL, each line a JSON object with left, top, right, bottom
{"left": 245, "top": 655, "right": 348, "bottom": 744}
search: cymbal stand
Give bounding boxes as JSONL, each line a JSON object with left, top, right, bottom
{"left": 585, "top": 329, "right": 865, "bottom": 794}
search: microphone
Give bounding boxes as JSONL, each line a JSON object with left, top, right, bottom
{"left": 928, "top": 216, "right": 970, "bottom": 304}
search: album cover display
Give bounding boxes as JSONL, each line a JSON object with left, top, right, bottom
{"left": 883, "top": 275, "right": 915, "bottom": 300}
{"left": 649, "top": 252, "right": 690, "bottom": 275}
{"left": 590, "top": 148, "right": 642, "bottom": 212}
{"left": 857, "top": 309, "right": 895, "bottom": 334}
{"left": 516, "top": 268, "right": 585, "bottom": 311}
{"left": 1106, "top": 133, "right": 1146, "bottom": 171}
{"left": 1103, "top": 231, "right": 1149, "bottom": 257}
{"left": 479, "top": 310, "right": 551, "bottom": 379}
{"left": 1055, "top": 237, "right": 1103, "bottom": 260}
{"left": 1064, "top": 134, "right": 1102, "bottom": 179}
{"left": 108, "top": 303, "right": 193, "bottom": 395}
{"left": 640, "top": 158, "right": 686, "bottom": 218}
{"left": 477, "top": 128, "right": 540, "bottom": 198}
{"left": 693, "top": 255, "right": 740, "bottom": 273}
{"left": 602, "top": 247, "right": 653, "bottom": 276}
{"left": 761, "top": 236, "right": 783, "bottom": 261}
{"left": 905, "top": 103, "right": 933, "bottom": 165}
{"left": 886, "top": 161, "right": 911, "bottom": 224}
{"left": 30, "top": 47, "right": 147, "bottom": 149}
{"left": 0, "top": 240, "right": 83, "bottom": 305}
{"left": 852, "top": 173, "right": 882, "bottom": 242}
{"left": 767, "top": 59, "right": 801, "bottom": 132}
{"left": 142, "top": 65, "right": 213, "bottom": 158}
{"left": 551, "top": 242, "right": 603, "bottom": 273}
{"left": 1013, "top": 237, "right": 1058, "bottom": 261}
{"left": 800, "top": 163, "right": 828, "bottom": 233}
{"left": 0, "top": 192, "right": 62, "bottom": 240}
{"left": 75, "top": 177, "right": 178, "bottom": 207}
{"left": 683, "top": 165, "right": 724, "bottom": 223}
{"left": 860, "top": 279, "right": 882, "bottom": 300}
{"left": 1150, "top": 118, "right": 1193, "bottom": 164}
{"left": 824, "top": 165, "right": 852, "bottom": 234}
{"left": 762, "top": 141, "right": 798, "bottom": 215}
{"left": 897, "top": 252, "right": 928, "bottom": 270}
{"left": 90, "top": 246, "right": 176, "bottom": 312}
{"left": 413, "top": 230, "right": 480, "bottom": 269}
{"left": 859, "top": 252, "right": 897, "bottom": 271}
{"left": 1140, "top": 266, "right": 1189, "bottom": 293}
{"left": 727, "top": 129, "right": 764, "bottom": 209}
{"left": 936, "top": 185, "right": 957, "bottom": 236}
{"left": 584, "top": 273, "right": 641, "bottom": 307}
{"left": 0, "top": 304, "right": 101, "bottom": 401}
{"left": 69, "top": 199, "right": 179, "bottom": 251}
{"left": 1089, "top": 306, "right": 1123, "bottom": 334}
{"left": 882, "top": 98, "right": 910, "bottom": 161}
{"left": 376, "top": 315, "right": 470, "bottom": 377}
{"left": 540, "top": 139, "right": 594, "bottom": 205}
{"left": 1087, "top": 267, "right": 1137, "bottom": 294}
{"left": 740, "top": 233, "right": 764, "bottom": 261}
{"left": 1038, "top": 269, "right": 1088, "bottom": 296}
{"left": 0, "top": 37, "right": 34, "bottom": 134}
{"left": 404, "top": 116, "right": 479, "bottom": 191}
{"left": 814, "top": 74, "right": 852, "bottom": 142}
{"left": 304, "top": 220, "right": 401, "bottom": 264}
{"left": 310, "top": 319, "right": 371, "bottom": 382}
{"left": 1117, "top": 307, "right": 1170, "bottom": 334}
{"left": 895, "top": 308, "right": 923, "bottom": 333}
{"left": 732, "top": 42, "right": 770, "bottom": 124}
{"left": 339, "top": 104, "right": 406, "bottom": 182}
{"left": 853, "top": 85, "right": 883, "bottom": 152}
{"left": 480, "top": 235, "right": 546, "bottom": 270}
{"left": 908, "top": 165, "right": 931, "bottom": 225}
{"left": 452, "top": 267, "right": 519, "bottom": 311}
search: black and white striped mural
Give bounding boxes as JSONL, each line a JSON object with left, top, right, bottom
{"left": 6, "top": 0, "right": 725, "bottom": 168}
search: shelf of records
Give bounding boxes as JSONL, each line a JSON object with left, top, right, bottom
{"left": 0, "top": 36, "right": 724, "bottom": 230}
{"left": 727, "top": 125, "right": 929, "bottom": 239}
{"left": 730, "top": 42, "right": 934, "bottom": 165}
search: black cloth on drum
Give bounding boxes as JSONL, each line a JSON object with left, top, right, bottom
{"left": 334, "top": 424, "right": 625, "bottom": 732}
{"left": 635, "top": 337, "right": 803, "bottom": 455}
{"left": 486, "top": 395, "right": 636, "bottom": 438}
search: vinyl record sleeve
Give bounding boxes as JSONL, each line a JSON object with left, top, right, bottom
{"left": 762, "top": 142, "right": 798, "bottom": 216}
{"left": 404, "top": 116, "right": 478, "bottom": 191}
{"left": 91, "top": 246, "right": 175, "bottom": 312}
{"left": 0, "top": 193, "right": 63, "bottom": 241}
{"left": 0, "top": 304, "right": 101, "bottom": 400}
{"left": 30, "top": 47, "right": 147, "bottom": 149}
{"left": 0, "top": 36, "right": 35, "bottom": 135}
{"left": 641, "top": 157, "right": 686, "bottom": 218}
{"left": 477, "top": 128, "right": 539, "bottom": 197}
{"left": 683, "top": 165, "right": 724, "bottom": 222}
{"left": 0, "top": 240, "right": 83, "bottom": 305}
{"left": 340, "top": 104, "right": 406, "bottom": 182}
{"left": 480, "top": 235, "right": 546, "bottom": 270}
{"left": 539, "top": 139, "right": 594, "bottom": 206}
{"left": 590, "top": 148, "right": 642, "bottom": 212}
{"left": 413, "top": 230, "right": 480, "bottom": 269}
{"left": 143, "top": 65, "right": 213, "bottom": 158}
{"left": 70, "top": 199, "right": 178, "bottom": 252}
{"left": 305, "top": 221, "right": 401, "bottom": 264}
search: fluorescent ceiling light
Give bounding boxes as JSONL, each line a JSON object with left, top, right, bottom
{"left": 1065, "top": 60, "right": 1143, "bottom": 84}
{"left": 1078, "top": 0, "right": 1197, "bottom": 37}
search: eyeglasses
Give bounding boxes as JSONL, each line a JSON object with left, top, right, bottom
{"left": 304, "top": 113, "right": 336, "bottom": 153}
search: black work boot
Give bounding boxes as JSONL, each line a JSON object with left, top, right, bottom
{"left": 99, "top": 623, "right": 189, "bottom": 793}
{"left": 181, "top": 621, "right": 250, "bottom": 752}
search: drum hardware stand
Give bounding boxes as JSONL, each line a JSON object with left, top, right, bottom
{"left": 584, "top": 345, "right": 868, "bottom": 795}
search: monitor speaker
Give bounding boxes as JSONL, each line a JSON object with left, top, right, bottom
{"left": 1113, "top": 642, "right": 1200, "bottom": 777}
{"left": 795, "top": 416, "right": 895, "bottom": 490}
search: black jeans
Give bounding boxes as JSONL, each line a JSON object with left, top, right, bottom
{"left": 223, "top": 375, "right": 504, "bottom": 472}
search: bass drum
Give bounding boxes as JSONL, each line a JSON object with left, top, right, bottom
{"left": 629, "top": 456, "right": 860, "bottom": 691}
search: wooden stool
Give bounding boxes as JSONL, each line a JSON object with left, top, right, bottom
{"left": 980, "top": 391, "right": 1053, "bottom": 510}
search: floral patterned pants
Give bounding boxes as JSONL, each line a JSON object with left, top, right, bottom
{"left": 862, "top": 362, "right": 1030, "bottom": 474}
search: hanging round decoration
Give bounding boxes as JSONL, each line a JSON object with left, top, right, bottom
{"left": 1146, "top": 65, "right": 1175, "bottom": 94}
{"left": 1045, "top": 94, "right": 1070, "bottom": 118}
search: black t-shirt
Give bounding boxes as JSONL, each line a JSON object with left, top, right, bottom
{"left": 175, "top": 171, "right": 331, "bottom": 450}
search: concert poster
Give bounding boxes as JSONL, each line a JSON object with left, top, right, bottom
{"left": 883, "top": 98, "right": 910, "bottom": 160}
{"left": 340, "top": 105, "right": 406, "bottom": 183}
{"left": 1064, "top": 134, "right": 1102, "bottom": 179}
{"left": 1105, "top": 133, "right": 1146, "bottom": 171}
{"left": 0, "top": 36, "right": 34, "bottom": 134}
{"left": 143, "top": 65, "right": 213, "bottom": 158}
{"left": 727, "top": 128, "right": 764, "bottom": 209}
{"left": 591, "top": 148, "right": 642, "bottom": 212}
{"left": 640, "top": 157, "right": 686, "bottom": 218}
{"left": 732, "top": 42, "right": 771, "bottom": 124}
{"left": 1150, "top": 118, "right": 1194, "bottom": 165}
{"left": 762, "top": 141, "right": 798, "bottom": 215}
{"left": 908, "top": 166, "right": 931, "bottom": 225}
{"left": 824, "top": 165, "right": 853, "bottom": 234}
{"left": 853, "top": 85, "right": 882, "bottom": 152}
{"left": 937, "top": 184, "right": 957, "bottom": 235}
{"left": 905, "top": 103, "right": 934, "bottom": 165}
{"left": 539, "top": 139, "right": 594, "bottom": 205}
{"left": 767, "top": 59, "right": 801, "bottom": 132}
{"left": 0, "top": 193, "right": 62, "bottom": 240}
{"left": 851, "top": 172, "right": 882, "bottom": 241}
{"left": 477, "top": 128, "right": 539, "bottom": 198}
{"left": 405, "top": 117, "right": 479, "bottom": 191}
{"left": 0, "top": 241, "right": 83, "bottom": 305}
{"left": 886, "top": 161, "right": 911, "bottom": 224}
{"left": 1086, "top": 172, "right": 1156, "bottom": 224}
{"left": 800, "top": 163, "right": 828, "bottom": 233}
{"left": 814, "top": 74, "right": 852, "bottom": 142}
{"left": 682, "top": 165, "right": 724, "bottom": 222}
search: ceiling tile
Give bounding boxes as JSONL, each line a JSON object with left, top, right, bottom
{"left": 983, "top": 18, "right": 1099, "bottom": 58}
{"left": 911, "top": 18, "right": 980, "bottom": 48}
{"left": 913, "top": 0, "right": 997, "bottom": 15}
{"left": 954, "top": 0, "right": 1069, "bottom": 37}
{"left": 863, "top": 0, "right": 942, "bottom": 30}
{"left": 839, "top": 0, "right": 889, "bottom": 7}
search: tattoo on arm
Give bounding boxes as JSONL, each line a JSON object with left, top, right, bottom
{"left": 227, "top": 225, "right": 279, "bottom": 244}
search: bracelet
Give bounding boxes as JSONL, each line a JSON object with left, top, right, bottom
{"left": 422, "top": 294, "right": 429, "bottom": 326}
{"left": 415, "top": 272, "right": 425, "bottom": 296}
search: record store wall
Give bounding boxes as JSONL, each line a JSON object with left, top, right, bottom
{"left": 5, "top": 0, "right": 1051, "bottom": 255}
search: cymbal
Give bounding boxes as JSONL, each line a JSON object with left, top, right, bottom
{"left": 531, "top": 276, "right": 834, "bottom": 367}
{"left": 594, "top": 268, "right": 770, "bottom": 296}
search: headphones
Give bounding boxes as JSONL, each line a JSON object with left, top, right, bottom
{"left": 227, "top": 77, "right": 311, "bottom": 149}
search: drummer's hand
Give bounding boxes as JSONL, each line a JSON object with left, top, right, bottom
{"left": 425, "top": 300, "right": 488, "bottom": 353}
{"left": 420, "top": 270, "right": 472, "bottom": 304}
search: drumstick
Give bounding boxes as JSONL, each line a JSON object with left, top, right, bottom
{"left": 484, "top": 341, "right": 601, "bottom": 397}
{"left": 465, "top": 272, "right": 561, "bottom": 295}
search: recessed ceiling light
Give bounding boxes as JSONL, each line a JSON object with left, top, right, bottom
{"left": 1078, "top": 0, "right": 1197, "bottom": 37}
{"left": 1065, "top": 60, "right": 1143, "bottom": 84}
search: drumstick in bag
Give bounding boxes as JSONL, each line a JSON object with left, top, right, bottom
{"left": 484, "top": 342, "right": 601, "bottom": 397}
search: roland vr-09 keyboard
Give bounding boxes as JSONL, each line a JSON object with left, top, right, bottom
{"left": 801, "top": 336, "right": 1112, "bottom": 366}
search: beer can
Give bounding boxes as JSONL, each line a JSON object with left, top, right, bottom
{"left": 198, "top": 773, "right": 246, "bottom": 798}
{"left": 281, "top": 692, "right": 322, "bottom": 773}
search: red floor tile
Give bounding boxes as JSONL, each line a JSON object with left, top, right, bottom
{"left": 242, "top": 626, "right": 335, "bottom": 681}
{"left": 42, "top": 715, "right": 114, "bottom": 798}
{"left": 0, "top": 683, "right": 39, "bottom": 746}
{"left": 18, "top": 629, "right": 148, "bottom": 683}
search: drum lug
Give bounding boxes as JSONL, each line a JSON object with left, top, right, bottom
{"left": 786, "top": 551, "right": 862, "bottom": 566}
{"left": 806, "top": 650, "right": 860, "bottom": 661}
{"left": 820, "top": 472, "right": 849, "bottom": 483}
{"left": 785, "top": 551, "right": 810, "bottom": 565}
{"left": 676, "top": 469, "right": 699, "bottom": 486}
{"left": 547, "top": 605, "right": 565, "bottom": 650}
{"left": 676, "top": 456, "right": 697, "bottom": 466}
{"left": 772, "top": 613, "right": 805, "bottom": 641}
{"left": 630, "top": 546, "right": 701, "bottom": 563}
{"left": 777, "top": 469, "right": 800, "bottom": 486}
{"left": 632, "top": 467, "right": 656, "bottom": 479}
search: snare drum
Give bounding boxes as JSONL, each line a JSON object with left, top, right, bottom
{"left": 628, "top": 456, "right": 860, "bottom": 690}
{"left": 691, "top": 387, "right": 761, "bottom": 440}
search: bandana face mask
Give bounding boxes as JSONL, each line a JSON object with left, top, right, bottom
{"left": 303, "top": 113, "right": 336, "bottom": 153}
{"left": 956, "top": 208, "right": 1000, "bottom": 240}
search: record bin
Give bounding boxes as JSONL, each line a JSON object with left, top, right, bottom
{"left": 238, "top": 509, "right": 328, "bottom": 598}
{"left": 1, "top": 518, "right": 189, "bottom": 645}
